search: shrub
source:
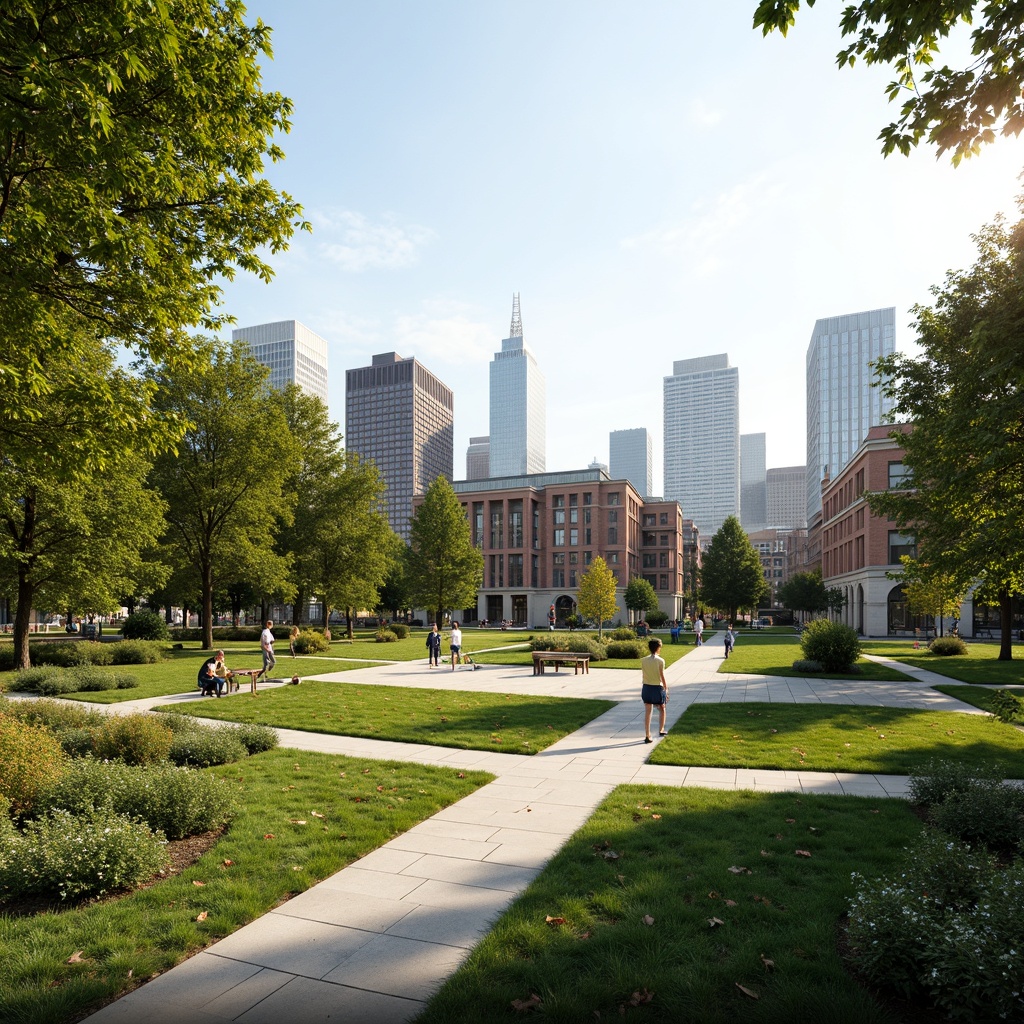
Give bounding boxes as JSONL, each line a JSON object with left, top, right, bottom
{"left": 120, "top": 610, "right": 170, "bottom": 641}
{"left": 389, "top": 623, "right": 409, "bottom": 639}
{"left": 792, "top": 659, "right": 824, "bottom": 673}
{"left": 0, "top": 697, "right": 105, "bottom": 735}
{"left": 610, "top": 627, "right": 637, "bottom": 641}
{"left": 605, "top": 640, "right": 646, "bottom": 659}
{"left": 531, "top": 633, "right": 608, "bottom": 660}
{"left": 91, "top": 714, "right": 173, "bottom": 765}
{"left": 109, "top": 639, "right": 165, "bottom": 664}
{"left": 12, "top": 666, "right": 62, "bottom": 693}
{"left": 848, "top": 830, "right": 1024, "bottom": 1022}
{"left": 67, "top": 665, "right": 116, "bottom": 692}
{"left": 169, "top": 627, "right": 203, "bottom": 642}
{"left": 29, "top": 640, "right": 96, "bottom": 667}
{"left": 33, "top": 757, "right": 236, "bottom": 840}
{"left": 60, "top": 728, "right": 97, "bottom": 758}
{"left": 799, "top": 619, "right": 861, "bottom": 673}
{"left": 0, "top": 713, "right": 67, "bottom": 813}
{"left": 908, "top": 758, "right": 1006, "bottom": 807}
{"left": 375, "top": 629, "right": 398, "bottom": 643}
{"left": 114, "top": 672, "right": 140, "bottom": 689}
{"left": 929, "top": 635, "right": 968, "bottom": 656}
{"left": 293, "top": 629, "right": 330, "bottom": 654}
{"left": 235, "top": 722, "right": 279, "bottom": 755}
{"left": 0, "top": 646, "right": 15, "bottom": 672}
{"left": 168, "top": 726, "right": 247, "bottom": 768}
{"left": 990, "top": 689, "right": 1024, "bottom": 723}
{"left": 929, "top": 779, "right": 1024, "bottom": 851}
{"left": 646, "top": 610, "right": 669, "bottom": 629}
{"left": 0, "top": 806, "right": 167, "bottom": 900}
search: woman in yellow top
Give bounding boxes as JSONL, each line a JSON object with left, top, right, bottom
{"left": 640, "top": 637, "right": 668, "bottom": 743}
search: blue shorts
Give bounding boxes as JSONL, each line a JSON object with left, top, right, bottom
{"left": 451, "top": 645, "right": 461, "bottom": 654}
{"left": 641, "top": 684, "right": 666, "bottom": 705}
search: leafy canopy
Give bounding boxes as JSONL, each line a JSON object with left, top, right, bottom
{"left": 624, "top": 576, "right": 659, "bottom": 618}
{"left": 753, "top": 0, "right": 1024, "bottom": 162}
{"left": 577, "top": 557, "right": 619, "bottom": 638}
{"left": 699, "top": 516, "right": 769, "bottom": 620}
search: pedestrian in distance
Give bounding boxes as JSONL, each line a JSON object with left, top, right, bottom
{"left": 426, "top": 623, "right": 442, "bottom": 668}
{"left": 723, "top": 623, "right": 735, "bottom": 658}
{"left": 548, "top": 604, "right": 556, "bottom": 631}
{"left": 641, "top": 637, "right": 668, "bottom": 742}
{"left": 288, "top": 624, "right": 299, "bottom": 658}
{"left": 260, "top": 620, "right": 276, "bottom": 680}
{"left": 450, "top": 621, "right": 463, "bottom": 670}
{"left": 695, "top": 614, "right": 704, "bottom": 647}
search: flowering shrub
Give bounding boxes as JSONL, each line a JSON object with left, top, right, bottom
{"left": 799, "top": 619, "right": 861, "bottom": 673}
{"left": 0, "top": 713, "right": 67, "bottom": 813}
{"left": 0, "top": 806, "right": 167, "bottom": 900}
{"left": 91, "top": 714, "right": 173, "bottom": 765}
{"left": 849, "top": 830, "right": 1024, "bottom": 1021}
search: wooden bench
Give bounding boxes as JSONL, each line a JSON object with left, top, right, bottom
{"left": 532, "top": 651, "right": 590, "bottom": 676}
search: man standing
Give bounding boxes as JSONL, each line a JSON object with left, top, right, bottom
{"left": 260, "top": 620, "right": 276, "bottom": 679}
{"left": 450, "top": 621, "right": 462, "bottom": 670}
{"left": 723, "top": 623, "right": 735, "bottom": 658}
{"left": 695, "top": 614, "right": 704, "bottom": 647}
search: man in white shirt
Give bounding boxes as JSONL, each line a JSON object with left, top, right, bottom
{"left": 450, "top": 622, "right": 462, "bottom": 670}
{"left": 695, "top": 616, "right": 704, "bottom": 647}
{"left": 260, "top": 620, "right": 276, "bottom": 678}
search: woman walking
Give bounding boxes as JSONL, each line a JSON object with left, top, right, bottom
{"left": 640, "top": 637, "right": 668, "bottom": 743}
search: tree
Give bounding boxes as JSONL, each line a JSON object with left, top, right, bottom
{"left": 577, "top": 557, "right": 619, "bottom": 639}
{"left": 0, "top": 1, "right": 304, "bottom": 437}
{"left": 406, "top": 478, "right": 483, "bottom": 627}
{"left": 147, "top": 340, "right": 297, "bottom": 650}
{"left": 778, "top": 570, "right": 829, "bottom": 622}
{"left": 754, "top": 1, "right": 1024, "bottom": 163}
{"left": 624, "top": 576, "right": 659, "bottom": 622}
{"left": 869, "top": 210, "right": 1024, "bottom": 660}
{"left": 377, "top": 561, "right": 412, "bottom": 621}
{"left": 897, "top": 556, "right": 968, "bottom": 638}
{"left": 699, "top": 516, "right": 769, "bottom": 622}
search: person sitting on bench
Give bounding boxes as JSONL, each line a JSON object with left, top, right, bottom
{"left": 197, "top": 650, "right": 229, "bottom": 697}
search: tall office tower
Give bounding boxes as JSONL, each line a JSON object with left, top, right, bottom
{"left": 767, "top": 466, "right": 807, "bottom": 530}
{"left": 232, "top": 320, "right": 329, "bottom": 404}
{"left": 489, "top": 294, "right": 546, "bottom": 477}
{"left": 466, "top": 436, "right": 490, "bottom": 480}
{"left": 806, "top": 307, "right": 895, "bottom": 520}
{"left": 609, "top": 428, "right": 653, "bottom": 498}
{"left": 345, "top": 352, "right": 454, "bottom": 541}
{"left": 740, "top": 432, "right": 767, "bottom": 532}
{"left": 663, "top": 354, "right": 739, "bottom": 538}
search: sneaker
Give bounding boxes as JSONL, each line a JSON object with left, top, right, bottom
{"left": 644, "top": 736, "right": 653, "bottom": 743}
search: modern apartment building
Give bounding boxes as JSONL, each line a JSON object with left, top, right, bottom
{"left": 806, "top": 307, "right": 895, "bottom": 522}
{"left": 609, "top": 427, "right": 653, "bottom": 498}
{"left": 450, "top": 469, "right": 686, "bottom": 626}
{"left": 489, "top": 294, "right": 546, "bottom": 477}
{"left": 466, "top": 436, "right": 490, "bottom": 480}
{"left": 663, "top": 354, "right": 739, "bottom": 540}
{"left": 766, "top": 465, "right": 807, "bottom": 530}
{"left": 232, "top": 319, "right": 329, "bottom": 404}
{"left": 740, "top": 432, "right": 767, "bottom": 532}
{"left": 345, "top": 352, "right": 453, "bottom": 541}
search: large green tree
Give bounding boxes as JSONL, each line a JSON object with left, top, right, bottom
{"left": 870, "top": 211, "right": 1024, "bottom": 659}
{"left": 699, "top": 516, "right": 769, "bottom": 622}
{"left": 577, "top": 557, "right": 619, "bottom": 639}
{"left": 754, "top": 1, "right": 1024, "bottom": 162}
{"left": 778, "top": 569, "right": 829, "bottom": 622}
{"left": 0, "top": 0, "right": 304, "bottom": 438}
{"left": 147, "top": 340, "right": 297, "bottom": 649}
{"left": 406, "top": 478, "right": 483, "bottom": 627}
{"left": 624, "top": 576, "right": 659, "bottom": 622}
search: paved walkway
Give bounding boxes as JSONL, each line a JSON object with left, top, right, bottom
{"left": 82, "top": 635, "right": 982, "bottom": 1024}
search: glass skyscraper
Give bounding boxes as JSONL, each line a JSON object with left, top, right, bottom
{"left": 489, "top": 295, "right": 546, "bottom": 477}
{"left": 805, "top": 308, "right": 895, "bottom": 521}
{"left": 231, "top": 320, "right": 329, "bottom": 405}
{"left": 663, "top": 353, "right": 739, "bottom": 539}
{"left": 609, "top": 427, "right": 652, "bottom": 498}
{"left": 740, "top": 432, "right": 767, "bottom": 533}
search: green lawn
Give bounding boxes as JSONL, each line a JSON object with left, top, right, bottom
{"left": 933, "top": 683, "right": 1024, "bottom": 713}
{"left": 418, "top": 785, "right": 921, "bottom": 1023}
{"left": 650, "top": 701, "right": 1024, "bottom": 775}
{"left": 0, "top": 749, "right": 491, "bottom": 1024}
{"left": 718, "top": 634, "right": 914, "bottom": 681}
{"left": 155, "top": 682, "right": 616, "bottom": 754}
{"left": 864, "top": 640, "right": 1024, "bottom": 686}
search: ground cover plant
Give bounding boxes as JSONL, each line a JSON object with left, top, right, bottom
{"left": 717, "top": 634, "right": 913, "bottom": 682}
{"left": 865, "top": 640, "right": 1024, "bottom": 686}
{"left": 0, "top": 749, "right": 492, "bottom": 1024}
{"left": 650, "top": 702, "right": 1024, "bottom": 775}
{"left": 156, "top": 681, "right": 615, "bottom": 754}
{"left": 417, "top": 785, "right": 922, "bottom": 1023}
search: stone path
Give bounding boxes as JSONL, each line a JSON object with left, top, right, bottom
{"left": 81, "top": 635, "right": 981, "bottom": 1023}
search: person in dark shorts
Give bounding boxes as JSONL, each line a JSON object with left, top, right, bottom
{"left": 640, "top": 637, "right": 668, "bottom": 742}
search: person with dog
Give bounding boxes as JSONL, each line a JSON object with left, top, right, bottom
{"left": 640, "top": 637, "right": 668, "bottom": 743}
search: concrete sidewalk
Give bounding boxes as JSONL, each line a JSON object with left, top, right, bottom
{"left": 81, "top": 634, "right": 983, "bottom": 1024}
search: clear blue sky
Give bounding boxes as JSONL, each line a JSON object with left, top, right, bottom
{"left": 218, "top": 1, "right": 1024, "bottom": 496}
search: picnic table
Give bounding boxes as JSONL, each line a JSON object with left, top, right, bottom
{"left": 227, "top": 668, "right": 262, "bottom": 694}
{"left": 531, "top": 651, "right": 590, "bottom": 676}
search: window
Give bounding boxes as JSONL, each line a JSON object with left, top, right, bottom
{"left": 490, "top": 504, "right": 503, "bottom": 548}
{"left": 583, "top": 508, "right": 591, "bottom": 525}
{"left": 569, "top": 507, "right": 578, "bottom": 524}
{"left": 569, "top": 551, "right": 578, "bottom": 564}
{"left": 553, "top": 494, "right": 565, "bottom": 508}
{"left": 509, "top": 554, "right": 523, "bottom": 587}
{"left": 584, "top": 550, "right": 592, "bottom": 565}
{"left": 643, "top": 553, "right": 657, "bottom": 568}
{"left": 569, "top": 528, "right": 578, "bottom": 546}
{"left": 553, "top": 553, "right": 565, "bottom": 565}
{"left": 888, "top": 461, "right": 913, "bottom": 488}
{"left": 608, "top": 492, "right": 620, "bottom": 506}
{"left": 643, "top": 531, "right": 656, "bottom": 546}
{"left": 553, "top": 508, "right": 565, "bottom": 525}
{"left": 569, "top": 494, "right": 577, "bottom": 507}
{"left": 659, "top": 552, "right": 668, "bottom": 567}
{"left": 608, "top": 510, "right": 618, "bottom": 525}
{"left": 569, "top": 569, "right": 577, "bottom": 587}
{"left": 608, "top": 552, "right": 619, "bottom": 564}
{"left": 509, "top": 500, "right": 523, "bottom": 547}
{"left": 660, "top": 534, "right": 668, "bottom": 546}
{"left": 659, "top": 513, "right": 668, "bottom": 525}
{"left": 659, "top": 574, "right": 668, "bottom": 589}
{"left": 472, "top": 503, "right": 484, "bottom": 548}
{"left": 608, "top": 527, "right": 618, "bottom": 544}
{"left": 888, "top": 531, "right": 916, "bottom": 563}
{"left": 643, "top": 514, "right": 657, "bottom": 527}
{"left": 583, "top": 492, "right": 592, "bottom": 505}
{"left": 553, "top": 528, "right": 565, "bottom": 546}
{"left": 552, "top": 569, "right": 565, "bottom": 587}
{"left": 584, "top": 528, "right": 592, "bottom": 545}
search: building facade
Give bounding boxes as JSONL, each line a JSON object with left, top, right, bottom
{"left": 466, "top": 436, "right": 490, "bottom": 480}
{"left": 806, "top": 307, "right": 895, "bottom": 523}
{"left": 740, "top": 432, "right": 767, "bottom": 532}
{"left": 747, "top": 527, "right": 795, "bottom": 609}
{"left": 345, "top": 352, "right": 454, "bottom": 541}
{"left": 489, "top": 294, "right": 546, "bottom": 477}
{"left": 609, "top": 427, "right": 653, "bottom": 498}
{"left": 450, "top": 469, "right": 686, "bottom": 626}
{"left": 232, "top": 319, "right": 329, "bottom": 405}
{"left": 664, "top": 353, "right": 739, "bottom": 540}
{"left": 766, "top": 465, "right": 807, "bottom": 530}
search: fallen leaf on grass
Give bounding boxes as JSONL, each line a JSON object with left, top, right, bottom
{"left": 311, "top": 811, "right": 325, "bottom": 819}
{"left": 289, "top": 819, "right": 308, "bottom": 825}
{"left": 735, "top": 983, "right": 759, "bottom": 999}
{"left": 760, "top": 849, "right": 770, "bottom": 857}
{"left": 724, "top": 899, "right": 737, "bottom": 907}
{"left": 579, "top": 931, "right": 592, "bottom": 940}
{"left": 511, "top": 993, "right": 543, "bottom": 1012}
{"left": 457, "top": 772, "right": 466, "bottom": 778}
{"left": 263, "top": 833, "right": 275, "bottom": 840}
{"left": 222, "top": 859, "right": 234, "bottom": 867}
{"left": 601, "top": 849, "right": 620, "bottom": 861}
{"left": 628, "top": 988, "right": 654, "bottom": 1006}
{"left": 795, "top": 850, "right": 812, "bottom": 857}
{"left": 192, "top": 880, "right": 206, "bottom": 887}
{"left": 362, "top": 768, "right": 371, "bottom": 774}
{"left": 196, "top": 911, "right": 208, "bottom": 922}
{"left": 66, "top": 951, "right": 86, "bottom": 964}
{"left": 728, "top": 866, "right": 752, "bottom": 875}
{"left": 785, "top": 818, "right": 796, "bottom": 823}
{"left": 642, "top": 915, "right": 654, "bottom": 926}
{"left": 545, "top": 915, "right": 566, "bottom": 927}
{"left": 760, "top": 954, "right": 775, "bottom": 971}
{"left": 292, "top": 866, "right": 301, "bottom": 872}
{"left": 708, "top": 917, "right": 725, "bottom": 928}
{"left": 651, "top": 813, "right": 661, "bottom": 820}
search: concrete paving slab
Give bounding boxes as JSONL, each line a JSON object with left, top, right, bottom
{"left": 234, "top": 975, "right": 420, "bottom": 1024}
{"left": 398, "top": 857, "right": 537, "bottom": 893}
{"left": 384, "top": 902, "right": 502, "bottom": 948}
{"left": 314, "top": 866, "right": 426, "bottom": 901}
{"left": 387, "top": 831, "right": 501, "bottom": 860}
{"left": 202, "top": 967, "right": 294, "bottom": 1019}
{"left": 271, "top": 888, "right": 414, "bottom": 932}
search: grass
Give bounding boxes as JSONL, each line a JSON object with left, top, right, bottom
{"left": 718, "top": 634, "right": 914, "bottom": 682}
{"left": 933, "top": 683, "right": 1024, "bottom": 714}
{"left": 864, "top": 640, "right": 1024, "bottom": 686}
{"left": 154, "top": 682, "right": 616, "bottom": 754}
{"left": 417, "top": 784, "right": 921, "bottom": 1023}
{"left": 0, "top": 748, "right": 491, "bottom": 1024}
{"left": 649, "top": 701, "right": 1024, "bottom": 776}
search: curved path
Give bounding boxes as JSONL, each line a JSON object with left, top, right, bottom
{"left": 82, "top": 635, "right": 980, "bottom": 1024}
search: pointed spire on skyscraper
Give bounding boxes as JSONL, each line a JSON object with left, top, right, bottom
{"left": 509, "top": 293, "right": 523, "bottom": 338}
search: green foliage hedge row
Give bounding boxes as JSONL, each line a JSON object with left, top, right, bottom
{"left": 605, "top": 640, "right": 647, "bottom": 659}
{"left": 531, "top": 633, "right": 608, "bottom": 659}
{"left": 16, "top": 639, "right": 164, "bottom": 669}
{"left": 169, "top": 625, "right": 292, "bottom": 642}
{"left": 609, "top": 627, "right": 637, "bottom": 641}
{"left": 15, "top": 665, "right": 139, "bottom": 695}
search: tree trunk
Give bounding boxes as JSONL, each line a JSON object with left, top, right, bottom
{"left": 292, "top": 587, "right": 305, "bottom": 627}
{"left": 346, "top": 606, "right": 354, "bottom": 640}
{"left": 14, "top": 569, "right": 34, "bottom": 670}
{"left": 201, "top": 559, "right": 214, "bottom": 651}
{"left": 999, "top": 588, "right": 1014, "bottom": 661}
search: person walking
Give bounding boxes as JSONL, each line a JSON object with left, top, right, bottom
{"left": 426, "top": 623, "right": 442, "bottom": 668}
{"left": 723, "top": 623, "right": 735, "bottom": 658}
{"left": 640, "top": 637, "right": 668, "bottom": 742}
{"left": 288, "top": 624, "right": 299, "bottom": 658}
{"left": 548, "top": 604, "right": 556, "bottom": 631}
{"left": 694, "top": 614, "right": 704, "bottom": 647}
{"left": 450, "top": 621, "right": 463, "bottom": 670}
{"left": 260, "top": 620, "right": 276, "bottom": 680}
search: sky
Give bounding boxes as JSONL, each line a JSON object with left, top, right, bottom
{"left": 217, "top": 1, "right": 1024, "bottom": 497}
